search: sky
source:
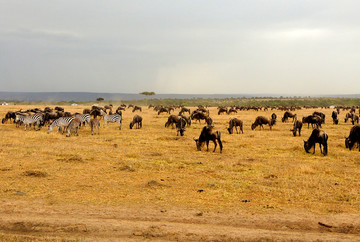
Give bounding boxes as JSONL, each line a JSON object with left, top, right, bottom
{"left": 1, "top": 1, "right": 360, "bottom": 95}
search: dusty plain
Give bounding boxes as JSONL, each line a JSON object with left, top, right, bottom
{"left": 0, "top": 104, "right": 359, "bottom": 241}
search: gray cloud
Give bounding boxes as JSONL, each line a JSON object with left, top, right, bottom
{"left": 1, "top": 1, "right": 360, "bottom": 95}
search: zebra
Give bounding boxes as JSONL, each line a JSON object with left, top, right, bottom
{"left": 48, "top": 117, "right": 75, "bottom": 134}
{"left": 66, "top": 118, "right": 82, "bottom": 137}
{"left": 74, "top": 113, "right": 91, "bottom": 126}
{"left": 100, "top": 110, "right": 122, "bottom": 130}
{"left": 15, "top": 113, "right": 44, "bottom": 131}
{"left": 15, "top": 114, "right": 26, "bottom": 128}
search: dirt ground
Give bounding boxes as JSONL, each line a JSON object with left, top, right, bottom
{"left": 0, "top": 199, "right": 359, "bottom": 241}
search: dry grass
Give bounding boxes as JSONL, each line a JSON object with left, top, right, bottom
{"left": 0, "top": 105, "right": 359, "bottom": 215}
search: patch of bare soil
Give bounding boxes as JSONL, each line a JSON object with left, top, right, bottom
{"left": 0, "top": 200, "right": 359, "bottom": 241}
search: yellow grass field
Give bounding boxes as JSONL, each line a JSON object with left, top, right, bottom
{"left": 0, "top": 104, "right": 359, "bottom": 240}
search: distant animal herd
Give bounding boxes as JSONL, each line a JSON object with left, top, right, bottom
{"left": 2, "top": 104, "right": 360, "bottom": 154}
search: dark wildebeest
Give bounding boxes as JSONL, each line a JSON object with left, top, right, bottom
{"left": 251, "top": 116, "right": 273, "bottom": 130}
{"left": 351, "top": 114, "right": 359, "bottom": 125}
{"left": 55, "top": 106, "right": 64, "bottom": 112}
{"left": 158, "top": 107, "right": 170, "bottom": 115}
{"left": 130, "top": 114, "right": 142, "bottom": 129}
{"left": 290, "top": 120, "right": 303, "bottom": 136}
{"left": 176, "top": 117, "right": 187, "bottom": 136}
{"left": 132, "top": 106, "right": 142, "bottom": 112}
{"left": 89, "top": 118, "right": 100, "bottom": 135}
{"left": 165, "top": 115, "right": 179, "bottom": 128}
{"left": 344, "top": 112, "right": 352, "bottom": 123}
{"left": 179, "top": 107, "right": 191, "bottom": 115}
{"left": 345, "top": 125, "right": 360, "bottom": 151}
{"left": 191, "top": 111, "right": 211, "bottom": 124}
{"left": 194, "top": 126, "right": 223, "bottom": 153}
{"left": 313, "top": 111, "right": 325, "bottom": 124}
{"left": 281, "top": 111, "right": 297, "bottom": 123}
{"left": 271, "top": 113, "right": 277, "bottom": 121}
{"left": 303, "top": 128, "right": 328, "bottom": 156}
{"left": 2, "top": 111, "right": 16, "bottom": 124}
{"left": 331, "top": 111, "right": 339, "bottom": 125}
{"left": 180, "top": 115, "right": 191, "bottom": 126}
{"left": 227, "top": 107, "right": 237, "bottom": 115}
{"left": 218, "top": 107, "right": 228, "bottom": 115}
{"left": 227, "top": 118, "right": 243, "bottom": 134}
{"left": 302, "top": 115, "right": 322, "bottom": 129}
{"left": 83, "top": 108, "right": 91, "bottom": 114}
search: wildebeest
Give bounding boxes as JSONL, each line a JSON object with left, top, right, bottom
{"left": 290, "top": 120, "right": 303, "bottom": 136}
{"left": 2, "top": 111, "right": 16, "bottom": 124}
{"left": 344, "top": 112, "right": 352, "bottom": 123}
{"left": 282, "top": 111, "right": 297, "bottom": 122}
{"left": 227, "top": 107, "right": 237, "bottom": 114}
{"left": 90, "top": 118, "right": 100, "bottom": 135}
{"left": 351, "top": 114, "right": 359, "bottom": 125}
{"left": 331, "top": 111, "right": 339, "bottom": 125}
{"left": 313, "top": 111, "right": 325, "bottom": 124}
{"left": 194, "top": 126, "right": 223, "bottom": 153}
{"left": 271, "top": 113, "right": 277, "bottom": 121}
{"left": 251, "top": 116, "right": 273, "bottom": 130}
{"left": 165, "top": 115, "right": 179, "bottom": 128}
{"left": 132, "top": 106, "right": 142, "bottom": 112}
{"left": 191, "top": 111, "right": 211, "bottom": 124}
{"left": 130, "top": 115, "right": 143, "bottom": 129}
{"left": 303, "top": 128, "right": 328, "bottom": 156}
{"left": 66, "top": 118, "right": 82, "bottom": 137}
{"left": 227, "top": 118, "right": 243, "bottom": 134}
{"left": 218, "top": 107, "right": 228, "bottom": 115}
{"left": 302, "top": 115, "right": 322, "bottom": 129}
{"left": 158, "top": 107, "right": 170, "bottom": 115}
{"left": 179, "top": 107, "right": 191, "bottom": 115}
{"left": 345, "top": 125, "right": 360, "bottom": 151}
{"left": 176, "top": 117, "right": 187, "bottom": 136}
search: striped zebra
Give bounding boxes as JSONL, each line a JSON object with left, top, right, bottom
{"left": 48, "top": 117, "right": 75, "bottom": 134}
{"left": 100, "top": 110, "right": 122, "bottom": 130}
{"left": 15, "top": 113, "right": 44, "bottom": 131}
{"left": 74, "top": 113, "right": 91, "bottom": 126}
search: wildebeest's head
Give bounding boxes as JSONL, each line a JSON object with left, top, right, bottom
{"left": 179, "top": 128, "right": 185, "bottom": 136}
{"left": 303, "top": 140, "right": 310, "bottom": 153}
{"left": 345, "top": 136, "right": 356, "bottom": 150}
{"left": 129, "top": 122, "right": 134, "bottom": 129}
{"left": 193, "top": 138, "right": 201, "bottom": 151}
{"left": 1, "top": 118, "right": 5, "bottom": 124}
{"left": 290, "top": 129, "right": 296, "bottom": 136}
{"left": 227, "top": 127, "right": 233, "bottom": 134}
{"left": 251, "top": 123, "right": 256, "bottom": 130}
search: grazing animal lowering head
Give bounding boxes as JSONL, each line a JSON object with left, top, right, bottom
{"left": 345, "top": 137, "right": 350, "bottom": 149}
{"left": 227, "top": 127, "right": 232, "bottom": 134}
{"left": 251, "top": 123, "right": 256, "bottom": 130}
{"left": 303, "top": 140, "right": 310, "bottom": 153}
{"left": 193, "top": 138, "right": 201, "bottom": 151}
{"left": 130, "top": 122, "right": 134, "bottom": 129}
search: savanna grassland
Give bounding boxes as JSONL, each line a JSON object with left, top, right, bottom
{"left": 0, "top": 104, "right": 359, "bottom": 241}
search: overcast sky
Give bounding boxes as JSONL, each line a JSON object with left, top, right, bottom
{"left": 1, "top": 1, "right": 359, "bottom": 95}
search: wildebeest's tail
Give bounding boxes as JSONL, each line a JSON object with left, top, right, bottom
{"left": 216, "top": 131, "right": 223, "bottom": 153}
{"left": 323, "top": 133, "right": 328, "bottom": 156}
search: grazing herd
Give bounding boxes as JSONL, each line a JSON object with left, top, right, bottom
{"left": 2, "top": 104, "right": 360, "bottom": 155}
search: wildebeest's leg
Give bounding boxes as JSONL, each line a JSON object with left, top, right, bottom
{"left": 206, "top": 140, "right": 210, "bottom": 151}
{"left": 212, "top": 139, "right": 217, "bottom": 152}
{"left": 235, "top": 126, "right": 238, "bottom": 134}
{"left": 313, "top": 144, "right": 316, "bottom": 154}
{"left": 319, "top": 143, "right": 323, "bottom": 154}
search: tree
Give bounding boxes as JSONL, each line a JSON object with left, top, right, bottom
{"left": 140, "top": 91, "right": 155, "bottom": 106}
{"left": 96, "top": 97, "right": 104, "bottom": 102}
{"left": 140, "top": 91, "right": 155, "bottom": 96}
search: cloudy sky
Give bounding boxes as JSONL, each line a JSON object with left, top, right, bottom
{"left": 1, "top": 1, "right": 359, "bottom": 95}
